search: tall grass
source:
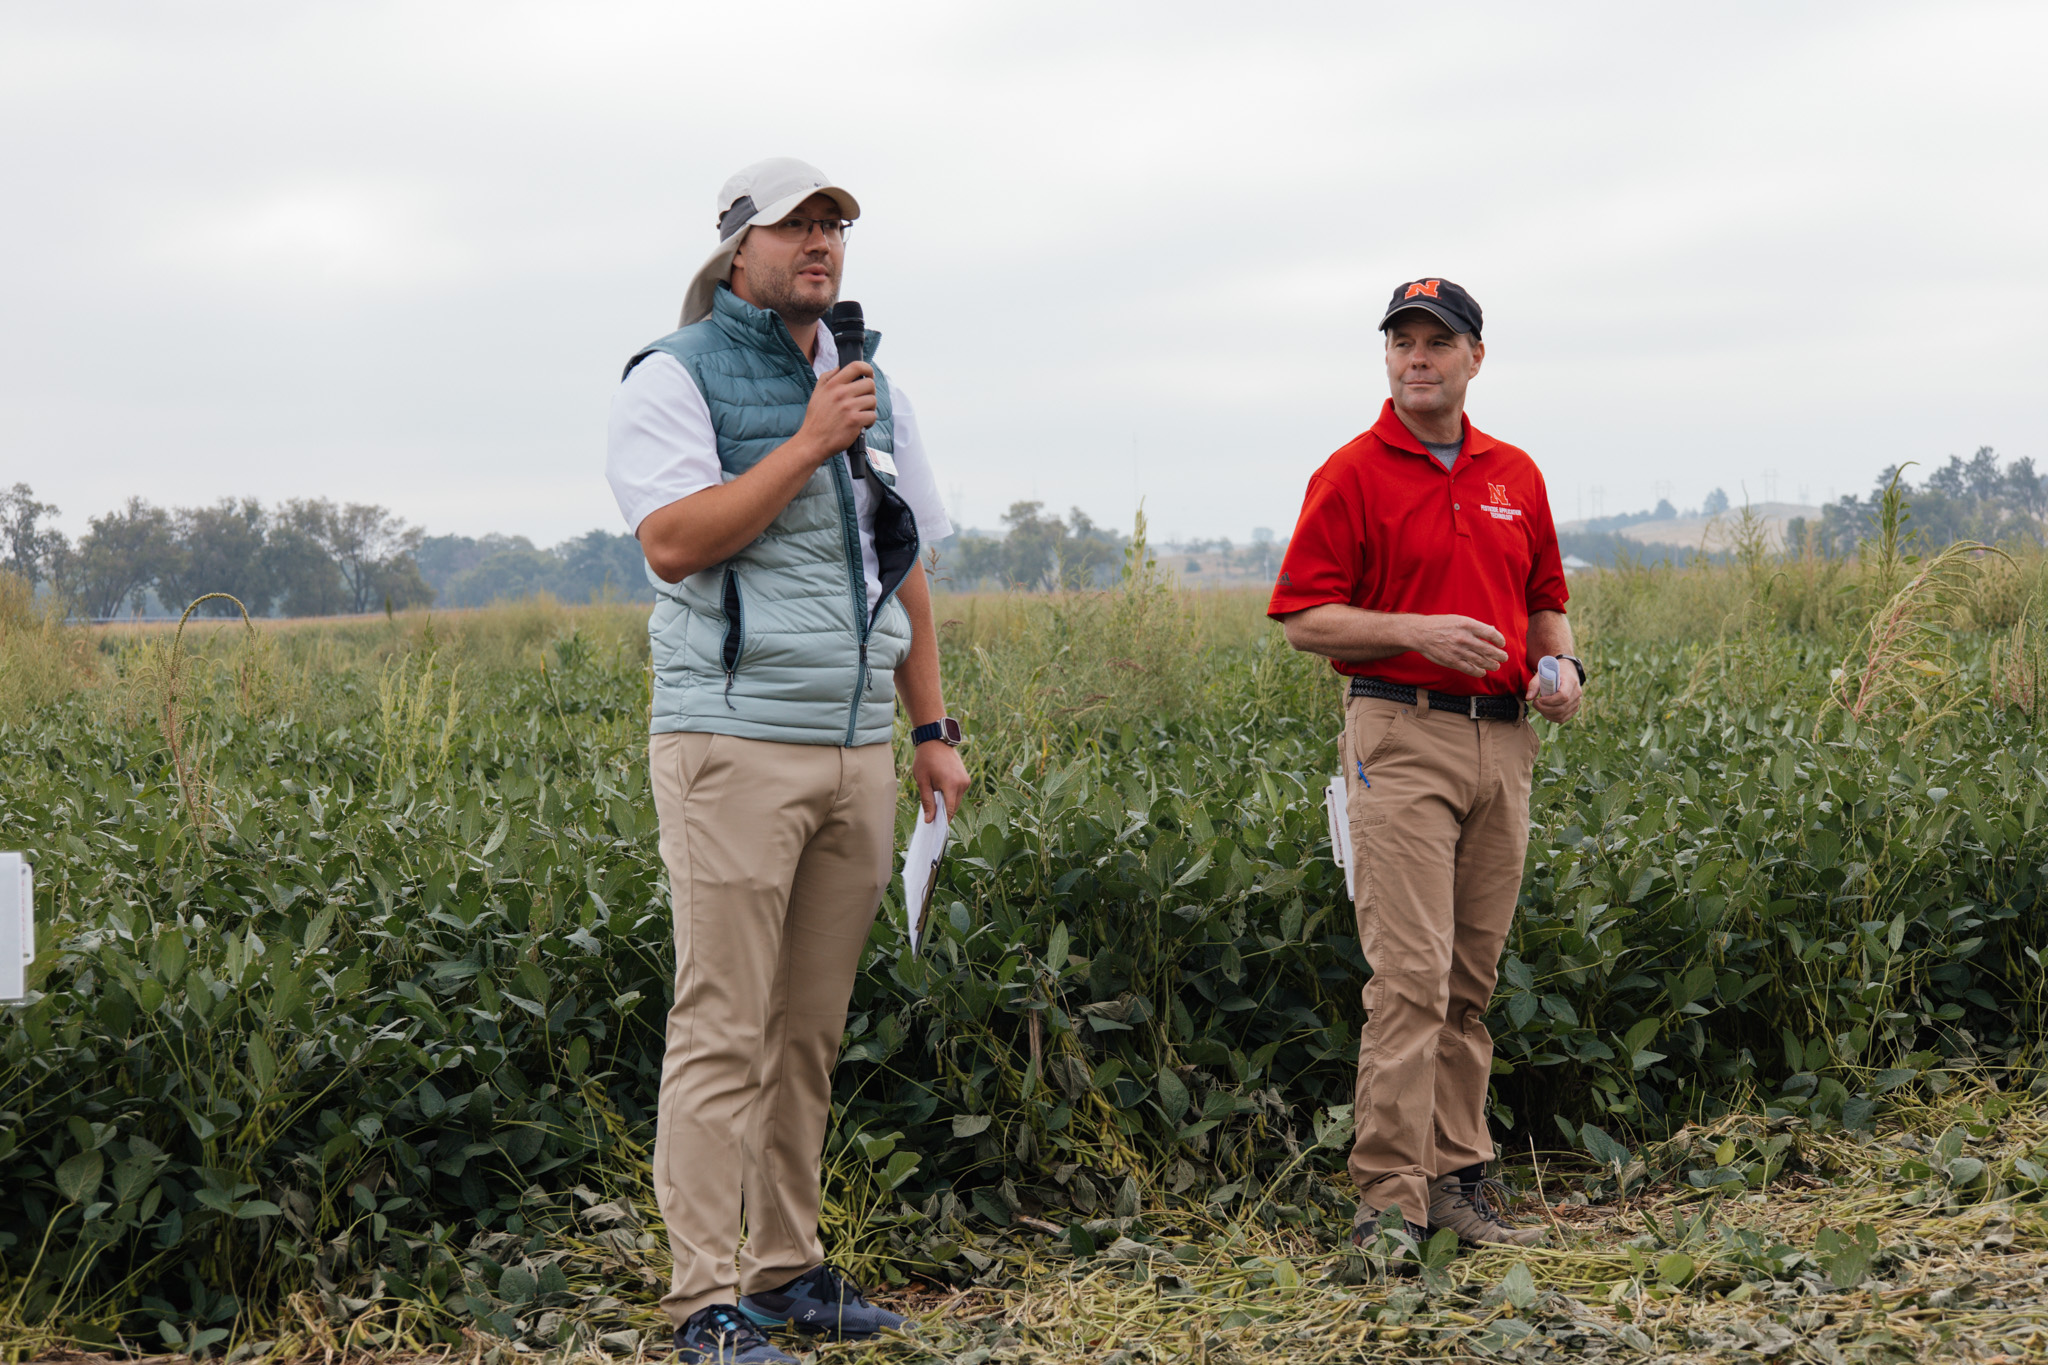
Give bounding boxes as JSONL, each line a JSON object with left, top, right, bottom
{"left": 0, "top": 572, "right": 99, "bottom": 714}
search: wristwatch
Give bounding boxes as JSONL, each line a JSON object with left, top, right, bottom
{"left": 911, "top": 717, "right": 963, "bottom": 747}
{"left": 1556, "top": 655, "right": 1587, "bottom": 685}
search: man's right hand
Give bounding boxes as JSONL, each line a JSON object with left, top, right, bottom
{"left": 1408, "top": 615, "right": 1509, "bottom": 677}
{"left": 795, "top": 360, "right": 877, "bottom": 461}
{"left": 636, "top": 360, "right": 879, "bottom": 583}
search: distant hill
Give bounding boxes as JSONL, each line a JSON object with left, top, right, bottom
{"left": 1557, "top": 502, "right": 1820, "bottom": 553}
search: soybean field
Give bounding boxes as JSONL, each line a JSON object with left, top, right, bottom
{"left": 4, "top": 542, "right": 2048, "bottom": 1363}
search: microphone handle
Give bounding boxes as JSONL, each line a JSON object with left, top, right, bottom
{"left": 833, "top": 333, "right": 869, "bottom": 480}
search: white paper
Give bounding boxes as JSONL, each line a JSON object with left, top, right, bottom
{"left": 0, "top": 852, "right": 28, "bottom": 1003}
{"left": 1324, "top": 776, "right": 1356, "bottom": 901}
{"left": 900, "top": 805, "right": 949, "bottom": 951}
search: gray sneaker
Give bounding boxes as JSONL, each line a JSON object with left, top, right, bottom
{"left": 739, "top": 1263, "right": 905, "bottom": 1339}
{"left": 673, "top": 1304, "right": 796, "bottom": 1364}
{"left": 1427, "top": 1164, "right": 1545, "bottom": 1247}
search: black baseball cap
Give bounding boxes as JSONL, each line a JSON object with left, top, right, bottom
{"left": 1378, "top": 278, "right": 1483, "bottom": 339}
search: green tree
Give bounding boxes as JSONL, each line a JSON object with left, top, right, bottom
{"left": 1060, "top": 508, "right": 1126, "bottom": 587}
{"left": 948, "top": 505, "right": 1130, "bottom": 591}
{"left": 159, "top": 499, "right": 273, "bottom": 616}
{"left": 431, "top": 535, "right": 558, "bottom": 607}
{"left": 313, "top": 501, "right": 428, "bottom": 613}
{"left": 266, "top": 501, "right": 350, "bottom": 617}
{"left": 64, "top": 498, "right": 173, "bottom": 619}
{"left": 947, "top": 532, "right": 1007, "bottom": 589}
{"left": 265, "top": 498, "right": 432, "bottom": 615}
{"left": 0, "top": 483, "right": 67, "bottom": 587}
{"left": 1814, "top": 449, "right": 2046, "bottom": 557}
{"left": 1000, "top": 500, "right": 1066, "bottom": 590}
{"left": 552, "top": 529, "right": 649, "bottom": 602}
{"left": 372, "top": 554, "right": 435, "bottom": 613}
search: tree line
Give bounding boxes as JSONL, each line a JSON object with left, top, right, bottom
{"left": 1555, "top": 450, "right": 2042, "bottom": 567}
{"left": 0, "top": 485, "right": 657, "bottom": 620}
{"left": 0, "top": 483, "right": 1158, "bottom": 619}
{"left": 415, "top": 530, "right": 649, "bottom": 608}
{"left": 944, "top": 502, "right": 1130, "bottom": 590}
{"left": 1, "top": 486, "right": 436, "bottom": 619}
{"left": 1790, "top": 447, "right": 2047, "bottom": 556}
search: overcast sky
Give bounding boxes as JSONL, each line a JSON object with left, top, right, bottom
{"left": 5, "top": 0, "right": 2043, "bottom": 548}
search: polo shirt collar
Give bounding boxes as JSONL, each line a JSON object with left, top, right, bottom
{"left": 1370, "top": 399, "right": 1500, "bottom": 462}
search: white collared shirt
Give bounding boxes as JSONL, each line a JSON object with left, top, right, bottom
{"left": 605, "top": 338, "right": 953, "bottom": 613}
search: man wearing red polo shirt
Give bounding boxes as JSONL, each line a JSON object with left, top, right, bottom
{"left": 1270, "top": 278, "right": 1584, "bottom": 1259}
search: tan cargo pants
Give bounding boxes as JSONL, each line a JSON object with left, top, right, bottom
{"left": 648, "top": 730, "right": 896, "bottom": 1324}
{"left": 1342, "top": 693, "right": 1539, "bottom": 1223}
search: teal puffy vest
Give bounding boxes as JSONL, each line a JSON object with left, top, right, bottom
{"left": 625, "top": 285, "right": 919, "bottom": 746}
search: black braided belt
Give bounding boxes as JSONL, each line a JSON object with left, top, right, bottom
{"left": 1349, "top": 675, "right": 1524, "bottom": 721}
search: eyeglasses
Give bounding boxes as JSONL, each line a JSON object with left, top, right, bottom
{"left": 757, "top": 216, "right": 851, "bottom": 244}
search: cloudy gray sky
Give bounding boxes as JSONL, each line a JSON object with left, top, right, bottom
{"left": 6, "top": 0, "right": 2043, "bottom": 548}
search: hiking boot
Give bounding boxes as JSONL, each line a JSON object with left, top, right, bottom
{"left": 1350, "top": 1204, "right": 1430, "bottom": 1276}
{"left": 1427, "top": 1164, "right": 1546, "bottom": 1247}
{"left": 673, "top": 1304, "right": 796, "bottom": 1363}
{"left": 739, "top": 1263, "right": 906, "bottom": 1339}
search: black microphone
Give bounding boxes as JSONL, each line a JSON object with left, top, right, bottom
{"left": 827, "top": 300, "right": 869, "bottom": 480}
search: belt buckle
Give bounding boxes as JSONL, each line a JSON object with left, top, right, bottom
{"left": 1468, "top": 695, "right": 1481, "bottom": 720}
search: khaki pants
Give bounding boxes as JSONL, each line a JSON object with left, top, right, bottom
{"left": 1342, "top": 694, "right": 1539, "bottom": 1223}
{"left": 648, "top": 730, "right": 896, "bottom": 1324}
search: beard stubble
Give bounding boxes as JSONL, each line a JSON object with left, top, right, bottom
{"left": 746, "top": 245, "right": 840, "bottom": 331}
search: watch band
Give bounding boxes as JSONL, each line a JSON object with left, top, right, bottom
{"left": 1557, "top": 654, "right": 1587, "bottom": 685}
{"left": 911, "top": 717, "right": 962, "bottom": 746}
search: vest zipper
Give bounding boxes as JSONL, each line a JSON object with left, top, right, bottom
{"left": 829, "top": 444, "right": 868, "bottom": 747}
{"left": 793, "top": 323, "right": 903, "bottom": 748}
{"left": 720, "top": 567, "right": 745, "bottom": 709}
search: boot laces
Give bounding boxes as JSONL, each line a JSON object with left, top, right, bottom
{"left": 1465, "top": 1175, "right": 1517, "bottom": 1228}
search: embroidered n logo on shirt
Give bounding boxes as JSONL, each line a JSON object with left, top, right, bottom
{"left": 1483, "top": 482, "right": 1523, "bottom": 522}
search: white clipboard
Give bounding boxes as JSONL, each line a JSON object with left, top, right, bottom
{"left": 900, "top": 806, "right": 949, "bottom": 952}
{"left": 1324, "top": 775, "right": 1356, "bottom": 901}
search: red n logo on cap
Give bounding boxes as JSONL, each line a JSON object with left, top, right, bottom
{"left": 1404, "top": 280, "right": 1442, "bottom": 299}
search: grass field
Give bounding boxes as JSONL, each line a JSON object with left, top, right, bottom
{"left": 4, "top": 530, "right": 2048, "bottom": 1362}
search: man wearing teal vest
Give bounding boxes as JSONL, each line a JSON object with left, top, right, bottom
{"left": 606, "top": 158, "right": 970, "bottom": 1365}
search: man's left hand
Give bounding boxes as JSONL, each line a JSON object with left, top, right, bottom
{"left": 1525, "top": 663, "right": 1583, "bottom": 722}
{"left": 913, "top": 741, "right": 971, "bottom": 821}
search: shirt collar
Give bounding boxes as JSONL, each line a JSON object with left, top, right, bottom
{"left": 1369, "top": 399, "right": 1498, "bottom": 461}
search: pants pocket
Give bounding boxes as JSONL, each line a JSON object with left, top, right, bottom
{"left": 1345, "top": 702, "right": 1408, "bottom": 830}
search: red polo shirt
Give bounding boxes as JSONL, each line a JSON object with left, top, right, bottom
{"left": 1267, "top": 400, "right": 1568, "bottom": 698}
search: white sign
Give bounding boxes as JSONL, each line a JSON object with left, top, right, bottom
{"left": 0, "top": 852, "right": 31, "bottom": 1003}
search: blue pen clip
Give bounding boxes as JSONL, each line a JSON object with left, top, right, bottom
{"left": 1356, "top": 760, "right": 1370, "bottom": 788}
